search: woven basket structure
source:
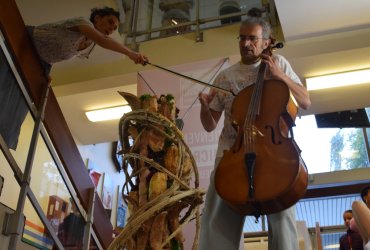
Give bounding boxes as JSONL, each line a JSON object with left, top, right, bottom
{"left": 108, "top": 109, "right": 205, "bottom": 250}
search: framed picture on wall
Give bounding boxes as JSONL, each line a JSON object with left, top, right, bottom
{"left": 102, "top": 173, "right": 114, "bottom": 210}
{"left": 112, "top": 141, "right": 123, "bottom": 172}
{"left": 116, "top": 186, "right": 127, "bottom": 228}
{"left": 112, "top": 139, "right": 134, "bottom": 173}
{"left": 86, "top": 158, "right": 103, "bottom": 191}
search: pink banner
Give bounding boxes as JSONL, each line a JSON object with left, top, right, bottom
{"left": 138, "top": 57, "right": 229, "bottom": 249}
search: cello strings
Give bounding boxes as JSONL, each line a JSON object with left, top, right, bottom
{"left": 244, "top": 62, "right": 268, "bottom": 153}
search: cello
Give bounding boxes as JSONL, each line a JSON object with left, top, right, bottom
{"left": 214, "top": 41, "right": 308, "bottom": 218}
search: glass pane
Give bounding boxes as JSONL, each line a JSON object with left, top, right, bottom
{"left": 124, "top": 0, "right": 271, "bottom": 44}
{"left": 295, "top": 195, "right": 360, "bottom": 228}
{"left": 89, "top": 235, "right": 100, "bottom": 250}
{"left": 55, "top": 199, "right": 85, "bottom": 248}
{"left": 199, "top": 0, "right": 261, "bottom": 30}
{"left": 21, "top": 197, "right": 87, "bottom": 249}
{"left": 293, "top": 115, "right": 370, "bottom": 173}
{"left": 0, "top": 151, "right": 21, "bottom": 210}
{"left": 9, "top": 113, "right": 35, "bottom": 171}
{"left": 22, "top": 197, "right": 54, "bottom": 249}
{"left": 29, "top": 133, "right": 86, "bottom": 249}
{"left": 132, "top": 0, "right": 195, "bottom": 40}
{"left": 321, "top": 232, "right": 343, "bottom": 250}
{"left": 243, "top": 194, "right": 360, "bottom": 233}
{"left": 128, "top": 0, "right": 265, "bottom": 42}
{"left": 138, "top": 0, "right": 168, "bottom": 31}
{"left": 243, "top": 215, "right": 265, "bottom": 233}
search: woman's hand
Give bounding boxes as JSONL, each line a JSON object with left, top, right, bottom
{"left": 128, "top": 51, "right": 148, "bottom": 65}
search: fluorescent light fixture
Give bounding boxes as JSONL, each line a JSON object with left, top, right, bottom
{"left": 323, "top": 244, "right": 339, "bottom": 249}
{"left": 306, "top": 68, "right": 370, "bottom": 91}
{"left": 85, "top": 105, "right": 131, "bottom": 122}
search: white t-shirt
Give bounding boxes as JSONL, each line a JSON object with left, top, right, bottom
{"left": 209, "top": 54, "right": 302, "bottom": 157}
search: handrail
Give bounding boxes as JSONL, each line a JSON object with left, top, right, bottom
{"left": 0, "top": 0, "right": 113, "bottom": 248}
{"left": 305, "top": 181, "right": 370, "bottom": 199}
{"left": 125, "top": 10, "right": 254, "bottom": 44}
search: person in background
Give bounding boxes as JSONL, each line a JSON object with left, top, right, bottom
{"left": 352, "top": 185, "right": 370, "bottom": 250}
{"left": 30, "top": 6, "right": 148, "bottom": 70}
{"left": 56, "top": 200, "right": 85, "bottom": 249}
{"left": 0, "top": 6, "right": 148, "bottom": 150}
{"left": 339, "top": 209, "right": 364, "bottom": 250}
{"left": 197, "top": 8, "right": 311, "bottom": 250}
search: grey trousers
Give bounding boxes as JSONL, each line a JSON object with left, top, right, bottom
{"left": 199, "top": 157, "right": 299, "bottom": 250}
{"left": 365, "top": 241, "right": 370, "bottom": 250}
{"left": 364, "top": 241, "right": 370, "bottom": 250}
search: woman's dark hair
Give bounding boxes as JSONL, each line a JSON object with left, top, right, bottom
{"left": 90, "top": 7, "right": 120, "bottom": 23}
{"left": 344, "top": 209, "right": 353, "bottom": 214}
{"left": 361, "top": 185, "right": 370, "bottom": 202}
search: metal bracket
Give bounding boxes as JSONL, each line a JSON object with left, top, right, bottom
{"left": 2, "top": 212, "right": 24, "bottom": 236}
{"left": 82, "top": 188, "right": 96, "bottom": 250}
{"left": 196, "top": 31, "right": 203, "bottom": 42}
{"left": 0, "top": 175, "right": 3, "bottom": 197}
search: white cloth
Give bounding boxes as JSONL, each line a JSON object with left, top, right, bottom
{"left": 32, "top": 17, "right": 95, "bottom": 64}
{"left": 365, "top": 241, "right": 370, "bottom": 250}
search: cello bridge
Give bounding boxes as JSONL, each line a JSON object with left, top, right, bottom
{"left": 246, "top": 126, "right": 264, "bottom": 137}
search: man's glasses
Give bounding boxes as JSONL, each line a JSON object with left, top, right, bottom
{"left": 237, "top": 35, "right": 265, "bottom": 43}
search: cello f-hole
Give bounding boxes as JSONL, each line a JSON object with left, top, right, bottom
{"left": 265, "top": 125, "right": 282, "bottom": 145}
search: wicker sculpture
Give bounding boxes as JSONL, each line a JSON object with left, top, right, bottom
{"left": 108, "top": 92, "right": 205, "bottom": 250}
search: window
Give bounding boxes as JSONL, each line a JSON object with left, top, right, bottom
{"left": 293, "top": 108, "right": 370, "bottom": 173}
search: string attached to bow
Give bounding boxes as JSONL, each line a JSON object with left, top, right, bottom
{"left": 180, "top": 57, "right": 229, "bottom": 122}
{"left": 145, "top": 61, "right": 236, "bottom": 96}
{"left": 138, "top": 58, "right": 230, "bottom": 130}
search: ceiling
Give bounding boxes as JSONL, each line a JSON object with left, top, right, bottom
{"left": 15, "top": 0, "right": 370, "bottom": 145}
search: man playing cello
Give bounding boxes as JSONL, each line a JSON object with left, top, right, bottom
{"left": 198, "top": 8, "right": 311, "bottom": 250}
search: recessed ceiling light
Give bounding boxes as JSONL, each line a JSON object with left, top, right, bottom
{"left": 306, "top": 68, "right": 370, "bottom": 91}
{"left": 85, "top": 105, "right": 131, "bottom": 122}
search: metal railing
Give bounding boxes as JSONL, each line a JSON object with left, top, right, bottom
{"left": 119, "top": 0, "right": 279, "bottom": 49}
{"left": 0, "top": 31, "right": 102, "bottom": 250}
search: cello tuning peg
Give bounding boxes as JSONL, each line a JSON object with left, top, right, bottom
{"left": 272, "top": 42, "right": 284, "bottom": 50}
{"left": 232, "top": 120, "right": 239, "bottom": 131}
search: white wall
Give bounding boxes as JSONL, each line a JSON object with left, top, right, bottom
{"left": 77, "top": 142, "right": 125, "bottom": 228}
